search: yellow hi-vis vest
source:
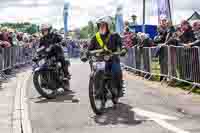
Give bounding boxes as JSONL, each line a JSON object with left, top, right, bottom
{"left": 95, "top": 32, "right": 111, "bottom": 52}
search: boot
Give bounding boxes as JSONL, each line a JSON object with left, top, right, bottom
{"left": 63, "top": 67, "right": 71, "bottom": 80}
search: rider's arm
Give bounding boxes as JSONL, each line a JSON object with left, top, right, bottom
{"left": 115, "top": 33, "right": 122, "bottom": 51}
{"left": 88, "top": 36, "right": 96, "bottom": 51}
{"left": 53, "top": 33, "right": 63, "bottom": 44}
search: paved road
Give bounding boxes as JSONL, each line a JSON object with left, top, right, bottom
{"left": 25, "top": 59, "right": 200, "bottom": 133}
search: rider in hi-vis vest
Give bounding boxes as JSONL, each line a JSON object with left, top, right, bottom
{"left": 88, "top": 16, "right": 124, "bottom": 97}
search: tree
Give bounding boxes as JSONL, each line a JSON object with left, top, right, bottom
{"left": 0, "top": 22, "right": 39, "bottom": 34}
{"left": 88, "top": 21, "right": 94, "bottom": 38}
{"left": 80, "top": 26, "right": 89, "bottom": 39}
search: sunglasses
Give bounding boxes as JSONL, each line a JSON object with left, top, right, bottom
{"left": 41, "top": 29, "right": 48, "bottom": 32}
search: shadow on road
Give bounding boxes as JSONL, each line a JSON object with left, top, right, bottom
{"left": 34, "top": 90, "right": 80, "bottom": 103}
{"left": 94, "top": 103, "right": 144, "bottom": 126}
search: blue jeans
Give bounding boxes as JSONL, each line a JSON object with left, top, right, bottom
{"left": 105, "top": 59, "right": 122, "bottom": 90}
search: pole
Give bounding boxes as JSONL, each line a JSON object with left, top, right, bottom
{"left": 64, "top": 1, "right": 69, "bottom": 39}
{"left": 142, "top": 0, "right": 145, "bottom": 33}
{"left": 167, "top": 0, "right": 172, "bottom": 24}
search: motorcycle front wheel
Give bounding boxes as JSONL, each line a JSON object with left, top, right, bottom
{"left": 89, "top": 72, "right": 106, "bottom": 115}
{"left": 33, "top": 71, "right": 57, "bottom": 99}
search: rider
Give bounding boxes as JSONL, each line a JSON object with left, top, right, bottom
{"left": 87, "top": 16, "right": 125, "bottom": 97}
{"left": 39, "top": 23, "right": 70, "bottom": 80}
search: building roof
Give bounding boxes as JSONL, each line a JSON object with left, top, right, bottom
{"left": 187, "top": 11, "right": 200, "bottom": 21}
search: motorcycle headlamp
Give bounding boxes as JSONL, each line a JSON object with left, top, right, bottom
{"left": 104, "top": 55, "right": 110, "bottom": 61}
{"left": 92, "top": 56, "right": 97, "bottom": 62}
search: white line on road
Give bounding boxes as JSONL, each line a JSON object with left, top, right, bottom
{"left": 133, "top": 108, "right": 179, "bottom": 120}
{"left": 132, "top": 108, "right": 190, "bottom": 133}
{"left": 13, "top": 73, "right": 24, "bottom": 133}
{"left": 21, "top": 72, "right": 33, "bottom": 133}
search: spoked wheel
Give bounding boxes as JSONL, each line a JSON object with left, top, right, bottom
{"left": 89, "top": 73, "right": 106, "bottom": 115}
{"left": 33, "top": 71, "right": 57, "bottom": 99}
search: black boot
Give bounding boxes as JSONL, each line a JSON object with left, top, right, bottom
{"left": 63, "top": 67, "right": 71, "bottom": 80}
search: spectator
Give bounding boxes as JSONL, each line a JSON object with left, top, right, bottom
{"left": 8, "top": 30, "right": 14, "bottom": 46}
{"left": 122, "top": 26, "right": 137, "bottom": 48}
{"left": 122, "top": 26, "right": 137, "bottom": 68}
{"left": 183, "top": 21, "right": 200, "bottom": 82}
{"left": 0, "top": 27, "right": 11, "bottom": 48}
{"left": 176, "top": 20, "right": 195, "bottom": 80}
{"left": 154, "top": 18, "right": 168, "bottom": 44}
{"left": 179, "top": 20, "right": 195, "bottom": 44}
{"left": 154, "top": 18, "right": 170, "bottom": 80}
{"left": 184, "top": 21, "right": 200, "bottom": 47}
{"left": 165, "top": 20, "right": 176, "bottom": 42}
{"left": 136, "top": 33, "right": 153, "bottom": 75}
{"left": 137, "top": 33, "right": 154, "bottom": 48}
{"left": 17, "top": 32, "right": 24, "bottom": 42}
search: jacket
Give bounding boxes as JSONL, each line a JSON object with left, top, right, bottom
{"left": 191, "top": 30, "right": 200, "bottom": 47}
{"left": 179, "top": 28, "right": 196, "bottom": 44}
{"left": 39, "top": 32, "right": 63, "bottom": 48}
{"left": 88, "top": 32, "right": 122, "bottom": 52}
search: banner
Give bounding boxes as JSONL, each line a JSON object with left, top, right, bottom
{"left": 63, "top": 2, "right": 69, "bottom": 34}
{"left": 115, "top": 5, "right": 124, "bottom": 34}
{"left": 157, "top": 0, "right": 171, "bottom": 23}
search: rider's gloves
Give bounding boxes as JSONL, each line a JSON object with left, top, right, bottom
{"left": 80, "top": 50, "right": 88, "bottom": 62}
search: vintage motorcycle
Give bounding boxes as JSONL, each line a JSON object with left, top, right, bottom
{"left": 82, "top": 49, "right": 126, "bottom": 115}
{"left": 32, "top": 44, "right": 70, "bottom": 99}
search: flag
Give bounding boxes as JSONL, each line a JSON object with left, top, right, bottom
{"left": 63, "top": 2, "right": 69, "bottom": 34}
{"left": 157, "top": 0, "right": 171, "bottom": 23}
{"left": 115, "top": 5, "right": 124, "bottom": 34}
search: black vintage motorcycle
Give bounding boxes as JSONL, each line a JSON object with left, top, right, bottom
{"left": 82, "top": 49, "right": 126, "bottom": 115}
{"left": 32, "top": 45, "right": 70, "bottom": 99}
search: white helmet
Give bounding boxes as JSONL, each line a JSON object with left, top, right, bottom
{"left": 96, "top": 16, "right": 112, "bottom": 28}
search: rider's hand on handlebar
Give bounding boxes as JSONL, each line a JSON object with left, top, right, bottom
{"left": 120, "top": 48, "right": 127, "bottom": 56}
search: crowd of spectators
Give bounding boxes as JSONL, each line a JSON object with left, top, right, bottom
{"left": 122, "top": 19, "right": 200, "bottom": 49}
{"left": 0, "top": 27, "right": 40, "bottom": 49}
{"left": 122, "top": 19, "right": 200, "bottom": 83}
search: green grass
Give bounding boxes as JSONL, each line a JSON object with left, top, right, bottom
{"left": 146, "top": 57, "right": 200, "bottom": 94}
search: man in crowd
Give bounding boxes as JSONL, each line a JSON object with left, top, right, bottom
{"left": 122, "top": 23, "right": 137, "bottom": 68}
{"left": 154, "top": 18, "right": 168, "bottom": 44}
{"left": 184, "top": 21, "right": 200, "bottom": 47}
{"left": 0, "top": 27, "right": 12, "bottom": 48}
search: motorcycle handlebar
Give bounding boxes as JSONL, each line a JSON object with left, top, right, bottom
{"left": 88, "top": 48, "right": 127, "bottom": 56}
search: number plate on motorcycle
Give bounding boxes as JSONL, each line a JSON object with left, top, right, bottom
{"left": 95, "top": 62, "right": 105, "bottom": 70}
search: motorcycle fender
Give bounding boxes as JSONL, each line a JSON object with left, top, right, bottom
{"left": 34, "top": 67, "right": 51, "bottom": 73}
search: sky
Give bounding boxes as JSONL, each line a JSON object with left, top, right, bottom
{"left": 0, "top": 0, "right": 199, "bottom": 29}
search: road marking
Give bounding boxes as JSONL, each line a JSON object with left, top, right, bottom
{"left": 133, "top": 108, "right": 178, "bottom": 120}
{"left": 132, "top": 108, "right": 190, "bottom": 133}
{"left": 13, "top": 73, "right": 24, "bottom": 133}
{"left": 21, "top": 72, "right": 33, "bottom": 133}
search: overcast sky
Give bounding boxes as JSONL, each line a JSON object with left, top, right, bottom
{"left": 0, "top": 0, "right": 199, "bottom": 29}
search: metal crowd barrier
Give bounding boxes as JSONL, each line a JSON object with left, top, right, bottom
{"left": 121, "top": 45, "right": 200, "bottom": 93}
{"left": 0, "top": 46, "right": 33, "bottom": 79}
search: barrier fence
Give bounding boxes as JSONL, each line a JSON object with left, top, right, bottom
{"left": 121, "top": 45, "right": 200, "bottom": 92}
{"left": 2, "top": 41, "right": 200, "bottom": 93}
{"left": 0, "top": 46, "right": 33, "bottom": 79}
